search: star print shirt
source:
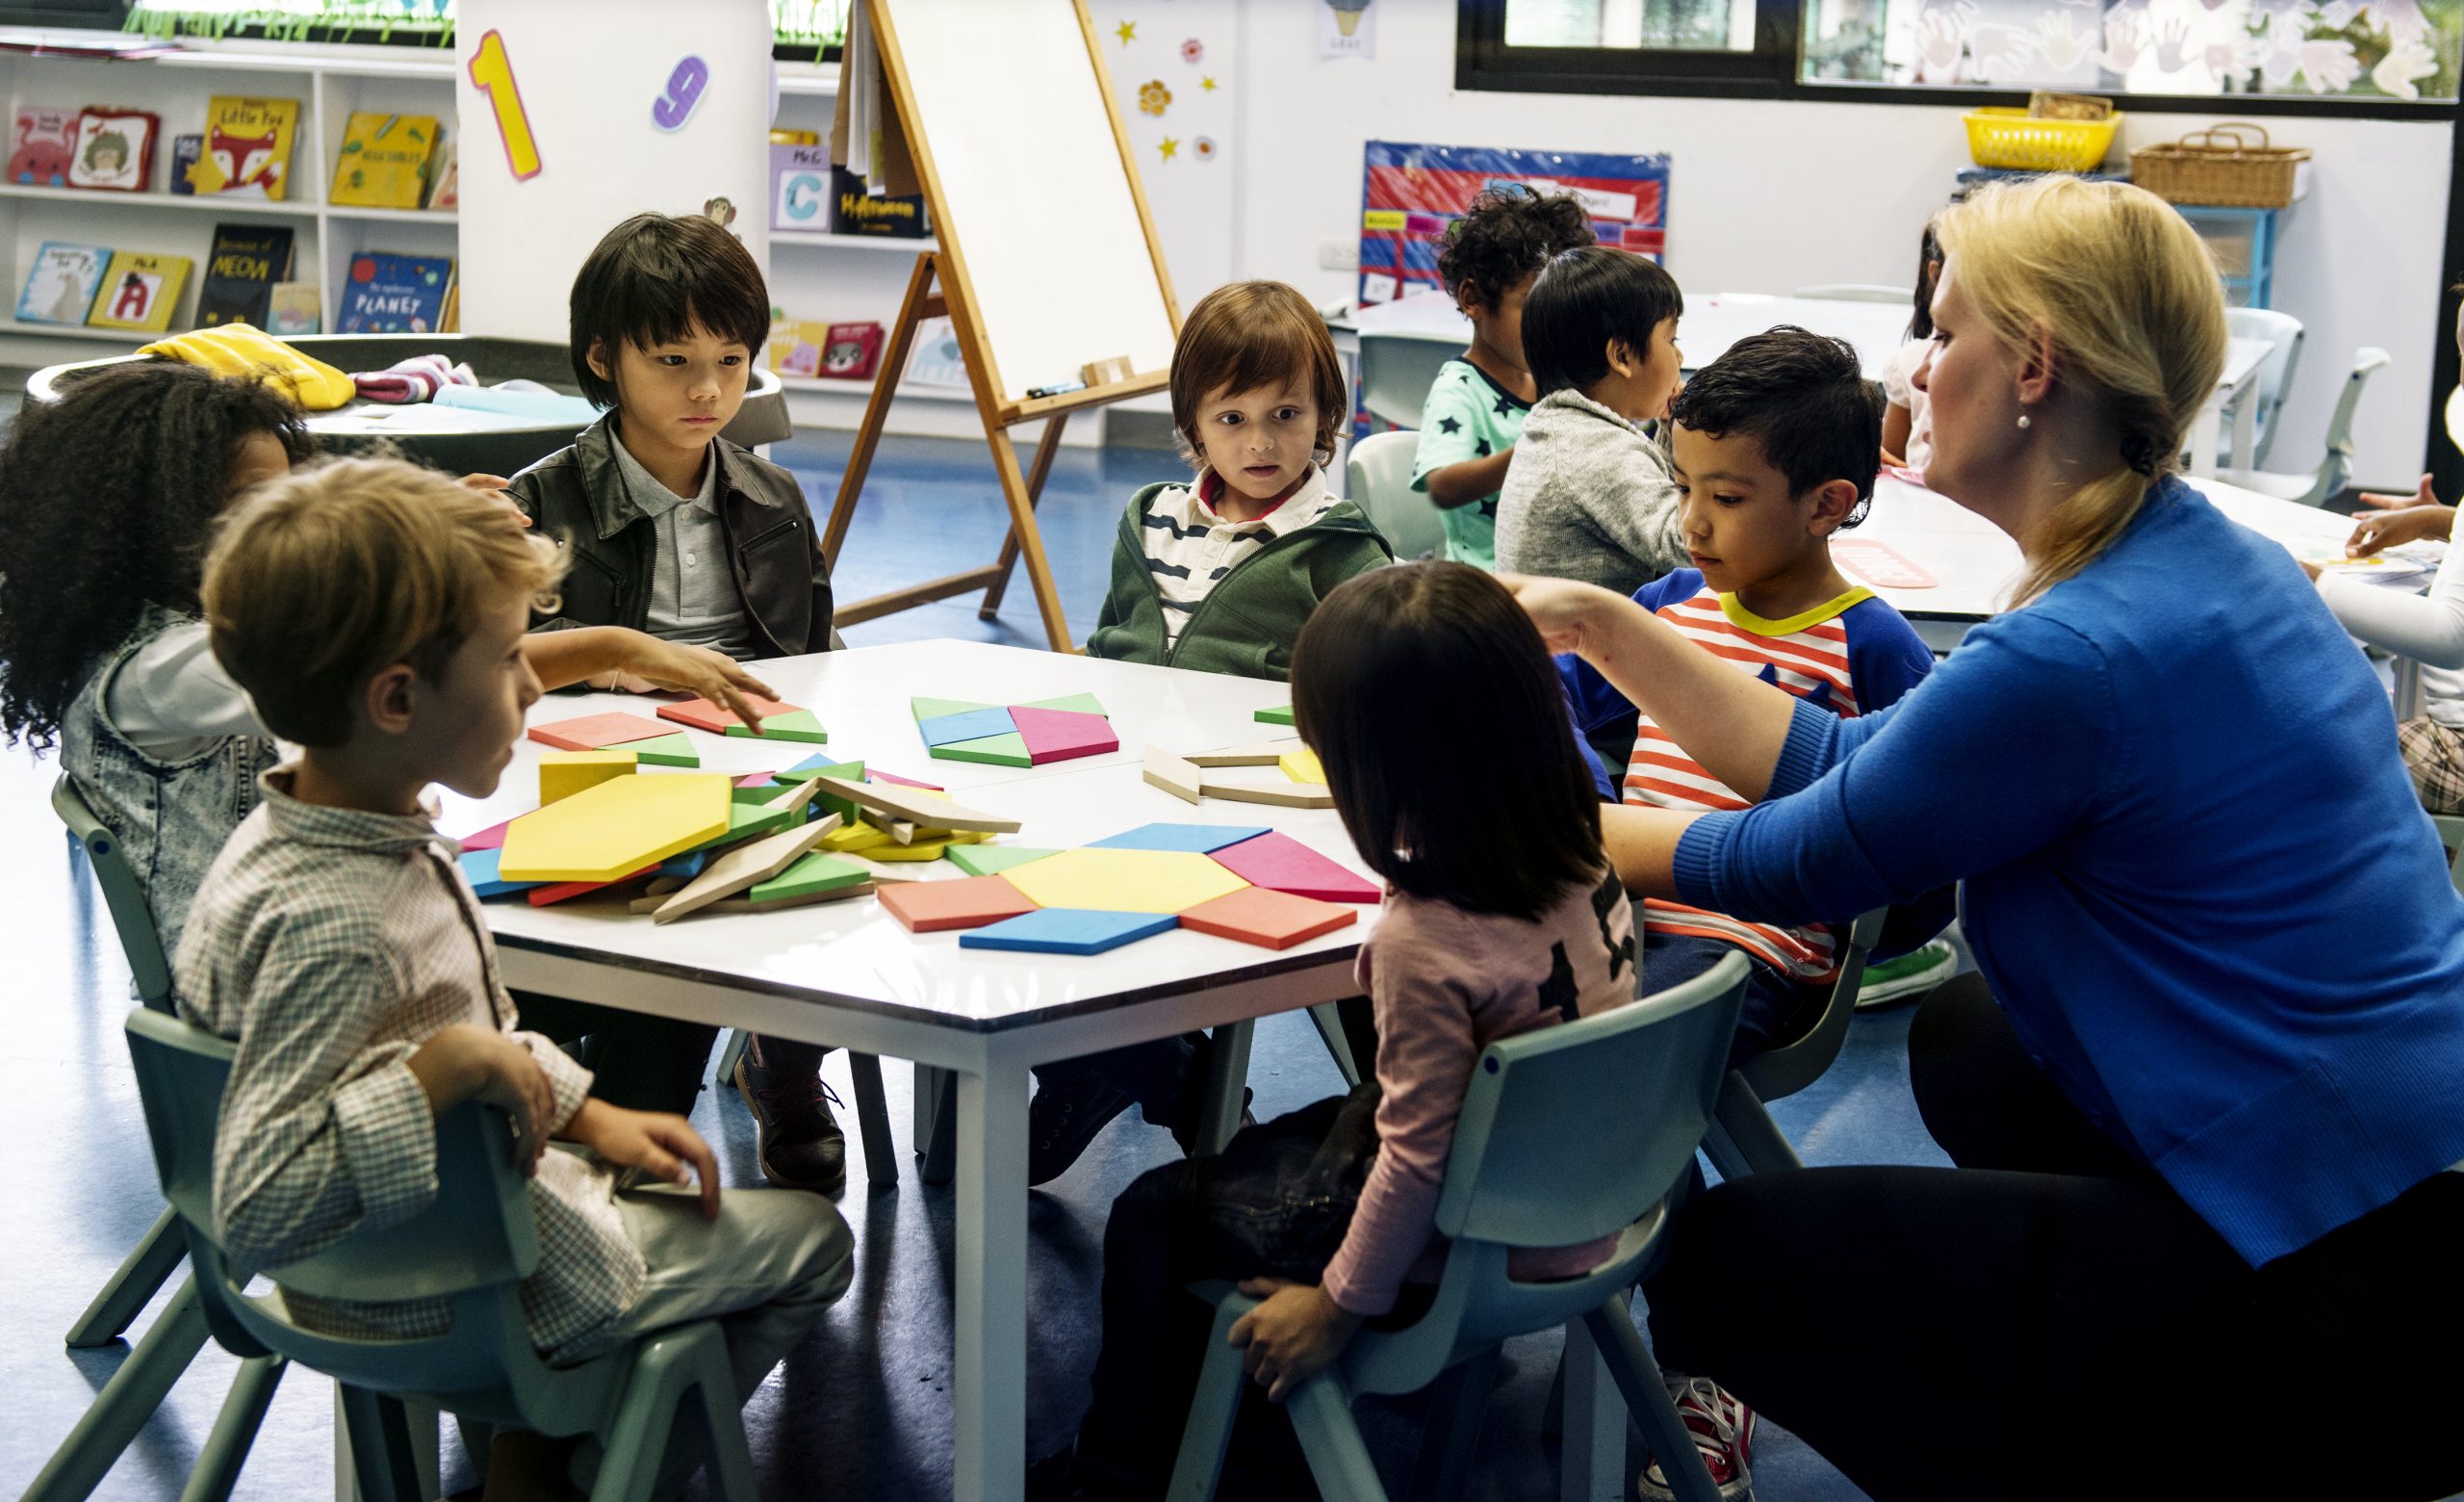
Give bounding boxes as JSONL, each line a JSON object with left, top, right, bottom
{"left": 1321, "top": 869, "right": 1639, "bottom": 1317}
{"left": 1410, "top": 359, "right": 1531, "bottom": 571}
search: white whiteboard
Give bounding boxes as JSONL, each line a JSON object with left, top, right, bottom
{"left": 875, "top": 0, "right": 1179, "bottom": 407}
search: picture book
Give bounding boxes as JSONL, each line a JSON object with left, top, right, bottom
{"left": 829, "top": 165, "right": 927, "bottom": 238}
{"left": 337, "top": 251, "right": 452, "bottom": 334}
{"left": 329, "top": 112, "right": 439, "bottom": 209}
{"left": 86, "top": 250, "right": 192, "bottom": 333}
{"left": 196, "top": 96, "right": 300, "bottom": 200}
{"left": 8, "top": 107, "right": 77, "bottom": 187}
{"left": 772, "top": 142, "right": 831, "bottom": 231}
{"left": 266, "top": 281, "right": 320, "bottom": 336}
{"left": 818, "top": 322, "right": 883, "bottom": 379}
{"left": 167, "top": 133, "right": 201, "bottom": 194}
{"left": 14, "top": 242, "right": 110, "bottom": 325}
{"left": 425, "top": 139, "right": 457, "bottom": 210}
{"left": 67, "top": 109, "right": 157, "bottom": 193}
{"left": 196, "top": 223, "right": 295, "bottom": 327}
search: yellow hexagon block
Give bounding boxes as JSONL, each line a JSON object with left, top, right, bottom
{"left": 1004, "top": 846, "right": 1248, "bottom": 915}
{"left": 500, "top": 773, "right": 732, "bottom": 883}
{"left": 540, "top": 749, "right": 637, "bottom": 804}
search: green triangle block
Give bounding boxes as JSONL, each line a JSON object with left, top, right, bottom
{"left": 911, "top": 695, "right": 995, "bottom": 723}
{"left": 774, "top": 757, "right": 864, "bottom": 785}
{"left": 629, "top": 732, "right": 701, "bottom": 766}
{"left": 728, "top": 708, "right": 828, "bottom": 743}
{"left": 946, "top": 844, "right": 1064, "bottom": 877}
{"left": 1256, "top": 705, "right": 1296, "bottom": 725}
{"left": 931, "top": 731, "right": 1033, "bottom": 767}
{"left": 725, "top": 799, "right": 794, "bottom": 842}
{"left": 732, "top": 783, "right": 784, "bottom": 804}
{"left": 750, "top": 850, "right": 871, "bottom": 902}
{"left": 1017, "top": 691, "right": 1107, "bottom": 717}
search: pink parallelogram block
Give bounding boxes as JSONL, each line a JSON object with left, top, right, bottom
{"left": 1207, "top": 831, "right": 1380, "bottom": 904}
{"left": 1011, "top": 706, "right": 1118, "bottom": 764}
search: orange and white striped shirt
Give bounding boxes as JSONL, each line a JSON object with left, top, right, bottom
{"left": 1615, "top": 571, "right": 1934, "bottom": 982}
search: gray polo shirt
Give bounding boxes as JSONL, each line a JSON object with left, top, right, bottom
{"left": 606, "top": 432, "right": 757, "bottom": 660}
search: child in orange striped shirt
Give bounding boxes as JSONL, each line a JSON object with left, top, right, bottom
{"left": 1564, "top": 326, "right": 1935, "bottom": 1063}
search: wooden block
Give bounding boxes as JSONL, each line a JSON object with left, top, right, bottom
{"left": 626, "top": 877, "right": 689, "bottom": 914}
{"left": 499, "top": 773, "right": 732, "bottom": 883}
{"left": 458, "top": 847, "right": 539, "bottom": 900}
{"left": 1207, "top": 831, "right": 1381, "bottom": 903}
{"left": 878, "top": 874, "right": 1040, "bottom": 933}
{"left": 1199, "top": 779, "right": 1336, "bottom": 810}
{"left": 1090, "top": 822, "right": 1270, "bottom": 855}
{"left": 527, "top": 712, "right": 673, "bottom": 752}
{"left": 919, "top": 706, "right": 1018, "bottom": 747}
{"left": 945, "top": 844, "right": 1063, "bottom": 877}
{"left": 911, "top": 695, "right": 997, "bottom": 723}
{"left": 807, "top": 776, "right": 1022, "bottom": 833}
{"left": 527, "top": 862, "right": 657, "bottom": 906}
{"left": 1278, "top": 748, "right": 1326, "bottom": 785}
{"left": 933, "top": 731, "right": 1034, "bottom": 768}
{"left": 867, "top": 768, "right": 944, "bottom": 791}
{"left": 705, "top": 882, "right": 877, "bottom": 914}
{"left": 1178, "top": 888, "right": 1359, "bottom": 950}
{"left": 1143, "top": 746, "right": 1204, "bottom": 805}
{"left": 1017, "top": 691, "right": 1107, "bottom": 717}
{"left": 725, "top": 707, "right": 829, "bottom": 743}
{"left": 629, "top": 733, "right": 701, "bottom": 767}
{"left": 750, "top": 849, "right": 872, "bottom": 902}
{"left": 454, "top": 816, "right": 516, "bottom": 852}
{"left": 652, "top": 816, "right": 841, "bottom": 923}
{"left": 835, "top": 856, "right": 930, "bottom": 884}
{"left": 763, "top": 776, "right": 828, "bottom": 820}
{"left": 1013, "top": 706, "right": 1118, "bottom": 764}
{"left": 960, "top": 908, "right": 1178, "bottom": 955}
{"left": 539, "top": 749, "right": 636, "bottom": 804}
{"left": 1004, "top": 846, "right": 1248, "bottom": 915}
{"left": 1185, "top": 739, "right": 1301, "bottom": 768}
{"left": 1256, "top": 705, "right": 1296, "bottom": 726}
{"left": 656, "top": 693, "right": 796, "bottom": 735}
{"left": 861, "top": 810, "right": 920, "bottom": 844}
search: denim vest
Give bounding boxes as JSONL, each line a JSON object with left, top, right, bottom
{"left": 58, "top": 605, "right": 280, "bottom": 956}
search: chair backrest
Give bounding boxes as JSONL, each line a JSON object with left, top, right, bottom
{"left": 53, "top": 774, "right": 173, "bottom": 1009}
{"left": 2223, "top": 307, "right": 2304, "bottom": 467}
{"left": 123, "top": 1007, "right": 552, "bottom": 1404}
{"left": 2429, "top": 813, "right": 2464, "bottom": 894}
{"left": 1345, "top": 429, "right": 1445, "bottom": 562}
{"left": 1436, "top": 951, "right": 1746, "bottom": 1251}
{"left": 1792, "top": 283, "right": 1912, "bottom": 304}
{"left": 1357, "top": 331, "right": 1462, "bottom": 429}
{"left": 1732, "top": 907, "right": 1886, "bottom": 1104}
{"left": 2292, "top": 347, "right": 2393, "bottom": 506}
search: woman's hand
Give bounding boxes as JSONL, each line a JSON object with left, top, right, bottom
{"left": 2346, "top": 503, "right": 2455, "bottom": 558}
{"left": 564, "top": 1100, "right": 721, "bottom": 1220}
{"left": 1227, "top": 1280, "right": 1364, "bottom": 1403}
{"left": 610, "top": 636, "right": 779, "bottom": 729}
{"left": 1499, "top": 573, "right": 1630, "bottom": 660}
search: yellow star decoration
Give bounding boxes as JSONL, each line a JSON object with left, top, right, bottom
{"left": 1201, "top": 75, "right": 1219, "bottom": 91}
{"left": 1159, "top": 136, "right": 1180, "bottom": 162}
{"left": 1116, "top": 19, "right": 1136, "bottom": 42}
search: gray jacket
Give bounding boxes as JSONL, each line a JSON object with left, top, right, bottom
{"left": 1494, "top": 389, "right": 1688, "bottom": 599}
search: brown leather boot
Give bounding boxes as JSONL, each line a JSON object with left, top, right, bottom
{"left": 732, "top": 1035, "right": 846, "bottom": 1195}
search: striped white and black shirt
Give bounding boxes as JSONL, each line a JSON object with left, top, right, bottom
{"left": 1142, "top": 467, "right": 1339, "bottom": 646}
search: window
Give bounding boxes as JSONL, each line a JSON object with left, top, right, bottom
{"left": 121, "top": 0, "right": 850, "bottom": 54}
{"left": 1460, "top": 0, "right": 2464, "bottom": 108}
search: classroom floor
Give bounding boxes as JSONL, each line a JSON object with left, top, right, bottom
{"left": 0, "top": 429, "right": 1949, "bottom": 1502}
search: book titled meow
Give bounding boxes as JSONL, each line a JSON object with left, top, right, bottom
{"left": 196, "top": 222, "right": 295, "bottom": 327}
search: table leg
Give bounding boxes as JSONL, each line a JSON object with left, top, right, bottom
{"left": 915, "top": 1063, "right": 956, "bottom": 1186}
{"left": 1559, "top": 1319, "right": 1628, "bottom": 1502}
{"left": 2189, "top": 400, "right": 2223, "bottom": 480}
{"left": 953, "top": 1061, "right": 1031, "bottom": 1502}
{"left": 2231, "top": 379, "right": 2260, "bottom": 472}
{"left": 1193, "top": 1022, "right": 1255, "bottom": 1156}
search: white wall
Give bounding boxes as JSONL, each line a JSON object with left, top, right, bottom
{"left": 1227, "top": 0, "right": 2452, "bottom": 488}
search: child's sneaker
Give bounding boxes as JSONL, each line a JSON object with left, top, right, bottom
{"left": 1026, "top": 1074, "right": 1136, "bottom": 1185}
{"left": 1855, "top": 938, "right": 1955, "bottom": 1010}
{"left": 1636, "top": 1376, "right": 1755, "bottom": 1501}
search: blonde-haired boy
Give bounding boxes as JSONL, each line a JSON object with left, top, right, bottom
{"left": 180, "top": 460, "right": 851, "bottom": 1482}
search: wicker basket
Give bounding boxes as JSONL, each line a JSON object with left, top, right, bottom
{"left": 1964, "top": 108, "right": 2121, "bottom": 172}
{"left": 2129, "top": 123, "right": 2310, "bottom": 208}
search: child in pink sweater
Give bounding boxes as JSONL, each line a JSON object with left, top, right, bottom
{"left": 1030, "top": 562, "right": 1643, "bottom": 1502}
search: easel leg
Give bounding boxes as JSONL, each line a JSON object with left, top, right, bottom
{"left": 821, "top": 252, "right": 940, "bottom": 569}
{"left": 987, "top": 427, "right": 1078, "bottom": 652}
{"left": 979, "top": 410, "right": 1068, "bottom": 619}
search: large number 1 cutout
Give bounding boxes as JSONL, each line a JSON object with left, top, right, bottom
{"left": 468, "top": 29, "right": 542, "bottom": 181}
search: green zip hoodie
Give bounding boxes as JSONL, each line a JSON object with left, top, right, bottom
{"left": 1087, "top": 477, "right": 1394, "bottom": 681}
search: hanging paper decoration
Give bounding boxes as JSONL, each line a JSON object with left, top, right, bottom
{"left": 1159, "top": 136, "right": 1180, "bottom": 162}
{"left": 1182, "top": 38, "right": 1205, "bottom": 64}
{"left": 1115, "top": 18, "right": 1136, "bottom": 42}
{"left": 1139, "top": 80, "right": 1172, "bottom": 116}
{"left": 652, "top": 55, "right": 709, "bottom": 132}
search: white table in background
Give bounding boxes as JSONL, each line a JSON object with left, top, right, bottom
{"left": 2189, "top": 336, "right": 2273, "bottom": 479}
{"left": 440, "top": 641, "right": 1629, "bottom": 1502}
{"left": 1328, "top": 288, "right": 1915, "bottom": 377}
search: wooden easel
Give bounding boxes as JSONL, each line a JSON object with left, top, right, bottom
{"left": 818, "top": 0, "right": 1180, "bottom": 653}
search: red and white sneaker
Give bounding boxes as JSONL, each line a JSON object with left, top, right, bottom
{"left": 1635, "top": 1376, "right": 1756, "bottom": 1501}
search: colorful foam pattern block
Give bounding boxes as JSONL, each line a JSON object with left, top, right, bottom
{"left": 1256, "top": 705, "right": 1296, "bottom": 726}
{"left": 912, "top": 693, "right": 1116, "bottom": 768}
{"left": 458, "top": 847, "right": 539, "bottom": 900}
{"left": 539, "top": 749, "right": 637, "bottom": 805}
{"left": 656, "top": 693, "right": 800, "bottom": 736}
{"left": 725, "top": 708, "right": 828, "bottom": 743}
{"left": 527, "top": 712, "right": 675, "bottom": 752}
{"left": 959, "top": 908, "right": 1179, "bottom": 955}
{"left": 1004, "top": 846, "right": 1249, "bottom": 916}
{"left": 1177, "top": 887, "right": 1357, "bottom": 950}
{"left": 945, "top": 845, "right": 1062, "bottom": 877}
{"left": 1088, "top": 822, "right": 1271, "bottom": 855}
{"left": 749, "top": 850, "right": 871, "bottom": 903}
{"left": 629, "top": 733, "right": 702, "bottom": 767}
{"left": 1207, "top": 831, "right": 1381, "bottom": 904}
{"left": 877, "top": 874, "right": 1040, "bottom": 933}
{"left": 498, "top": 772, "right": 732, "bottom": 883}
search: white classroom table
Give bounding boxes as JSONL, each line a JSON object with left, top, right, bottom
{"left": 431, "top": 640, "right": 1634, "bottom": 1502}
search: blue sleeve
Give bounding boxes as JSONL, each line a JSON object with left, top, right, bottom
{"left": 1558, "top": 571, "right": 1702, "bottom": 737}
{"left": 1840, "top": 598, "right": 1938, "bottom": 714}
{"left": 1672, "top": 610, "right": 2118, "bottom": 926}
{"left": 1563, "top": 676, "right": 1615, "bottom": 799}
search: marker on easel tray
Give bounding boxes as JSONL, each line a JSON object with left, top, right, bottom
{"left": 1026, "top": 379, "right": 1087, "bottom": 400}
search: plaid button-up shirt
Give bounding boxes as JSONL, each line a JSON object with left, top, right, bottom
{"left": 173, "top": 768, "right": 645, "bottom": 1358}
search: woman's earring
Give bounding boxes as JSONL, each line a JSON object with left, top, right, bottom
{"left": 2015, "top": 412, "right": 2032, "bottom": 429}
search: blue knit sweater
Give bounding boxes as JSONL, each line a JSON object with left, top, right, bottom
{"left": 1673, "top": 479, "right": 2464, "bottom": 1265}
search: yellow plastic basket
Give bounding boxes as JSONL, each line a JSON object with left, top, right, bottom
{"left": 1964, "top": 108, "right": 2123, "bottom": 173}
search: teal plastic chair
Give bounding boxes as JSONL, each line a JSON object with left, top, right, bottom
{"left": 23, "top": 777, "right": 284, "bottom": 1502}
{"left": 1166, "top": 952, "right": 1750, "bottom": 1502}
{"left": 124, "top": 1006, "right": 764, "bottom": 1502}
{"left": 1702, "top": 908, "right": 1887, "bottom": 1180}
{"left": 2219, "top": 346, "right": 2390, "bottom": 507}
{"left": 1347, "top": 429, "right": 1445, "bottom": 563}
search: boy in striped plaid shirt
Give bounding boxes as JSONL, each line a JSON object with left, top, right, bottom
{"left": 1560, "top": 327, "right": 1937, "bottom": 1064}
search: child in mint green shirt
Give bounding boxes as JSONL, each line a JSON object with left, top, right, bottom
{"left": 1408, "top": 186, "right": 1596, "bottom": 568}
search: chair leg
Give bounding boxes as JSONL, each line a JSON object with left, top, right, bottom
{"left": 1403, "top": 1348, "right": 1496, "bottom": 1502}
{"left": 713, "top": 1029, "right": 751, "bottom": 1091}
{"left": 914, "top": 1063, "right": 957, "bottom": 1185}
{"left": 1287, "top": 1372, "right": 1390, "bottom": 1502}
{"left": 22, "top": 1276, "right": 213, "bottom": 1502}
{"left": 335, "top": 1388, "right": 425, "bottom": 1502}
{"left": 1192, "top": 1021, "right": 1254, "bottom": 1156}
{"left": 65, "top": 1205, "right": 189, "bottom": 1348}
{"left": 1707, "top": 1075, "right": 1801, "bottom": 1180}
{"left": 845, "top": 1051, "right": 898, "bottom": 1190}
{"left": 1307, "top": 1003, "right": 1362, "bottom": 1088}
{"left": 177, "top": 1355, "right": 286, "bottom": 1502}
{"left": 1165, "top": 1294, "right": 1253, "bottom": 1502}
{"left": 589, "top": 1324, "right": 749, "bottom": 1502}
{"left": 1580, "top": 1300, "right": 1724, "bottom": 1502}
